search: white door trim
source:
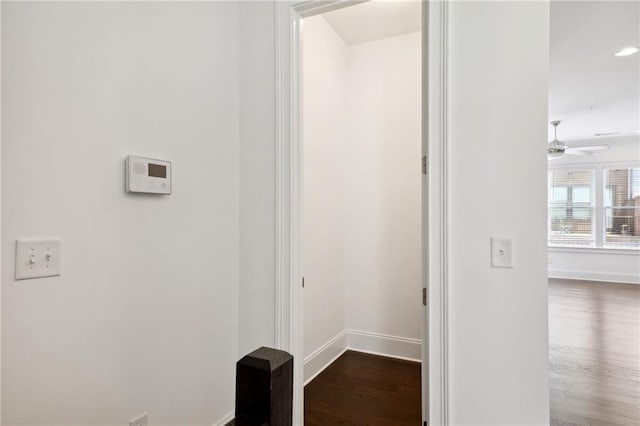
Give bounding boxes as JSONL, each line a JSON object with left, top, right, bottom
{"left": 274, "top": 1, "right": 450, "bottom": 424}
{"left": 427, "top": 1, "right": 450, "bottom": 424}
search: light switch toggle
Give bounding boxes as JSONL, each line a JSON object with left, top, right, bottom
{"left": 491, "top": 237, "right": 513, "bottom": 269}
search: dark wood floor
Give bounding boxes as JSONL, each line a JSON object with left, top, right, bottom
{"left": 304, "top": 350, "right": 421, "bottom": 425}
{"left": 549, "top": 278, "right": 640, "bottom": 426}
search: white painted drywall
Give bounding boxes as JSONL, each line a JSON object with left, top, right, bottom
{"left": 302, "top": 15, "right": 349, "bottom": 360}
{"left": 447, "top": 1, "right": 550, "bottom": 424}
{"left": 2, "top": 3, "right": 239, "bottom": 424}
{"left": 549, "top": 137, "right": 640, "bottom": 284}
{"left": 302, "top": 14, "right": 422, "bottom": 378}
{"left": 238, "top": 0, "right": 277, "bottom": 357}
{"left": 344, "top": 31, "right": 422, "bottom": 341}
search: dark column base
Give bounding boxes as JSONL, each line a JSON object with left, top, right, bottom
{"left": 235, "top": 347, "right": 293, "bottom": 426}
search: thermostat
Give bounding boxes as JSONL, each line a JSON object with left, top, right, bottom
{"left": 126, "top": 155, "right": 172, "bottom": 194}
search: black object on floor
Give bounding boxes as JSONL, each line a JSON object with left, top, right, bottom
{"left": 235, "top": 346, "right": 293, "bottom": 426}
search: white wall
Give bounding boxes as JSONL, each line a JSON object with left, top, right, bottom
{"left": 549, "top": 247, "right": 640, "bottom": 284}
{"left": 238, "top": 0, "right": 277, "bottom": 357}
{"left": 344, "top": 31, "right": 422, "bottom": 342}
{"left": 302, "top": 15, "right": 422, "bottom": 379}
{"left": 549, "top": 137, "right": 640, "bottom": 284}
{"left": 2, "top": 3, "right": 239, "bottom": 424}
{"left": 447, "top": 2, "right": 550, "bottom": 424}
{"left": 302, "top": 16, "right": 349, "bottom": 363}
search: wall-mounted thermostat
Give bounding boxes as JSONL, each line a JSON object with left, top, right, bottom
{"left": 126, "top": 155, "right": 171, "bottom": 194}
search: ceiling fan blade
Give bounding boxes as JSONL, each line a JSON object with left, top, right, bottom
{"left": 569, "top": 145, "right": 610, "bottom": 152}
{"left": 564, "top": 148, "right": 594, "bottom": 156}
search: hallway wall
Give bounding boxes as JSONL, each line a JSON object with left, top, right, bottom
{"left": 2, "top": 3, "right": 239, "bottom": 424}
{"left": 446, "top": 1, "right": 550, "bottom": 423}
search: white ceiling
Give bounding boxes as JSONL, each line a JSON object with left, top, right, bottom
{"left": 321, "top": 0, "right": 421, "bottom": 46}
{"left": 549, "top": 1, "right": 639, "bottom": 144}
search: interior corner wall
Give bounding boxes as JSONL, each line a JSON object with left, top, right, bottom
{"left": 302, "top": 15, "right": 349, "bottom": 362}
{"left": 238, "top": 0, "right": 277, "bottom": 357}
{"left": 447, "top": 1, "right": 550, "bottom": 424}
{"left": 2, "top": 2, "right": 239, "bottom": 424}
{"left": 302, "top": 13, "right": 422, "bottom": 373}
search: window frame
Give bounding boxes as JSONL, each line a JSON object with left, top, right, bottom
{"left": 548, "top": 161, "right": 640, "bottom": 251}
{"left": 548, "top": 166, "right": 597, "bottom": 247}
{"left": 602, "top": 163, "right": 640, "bottom": 248}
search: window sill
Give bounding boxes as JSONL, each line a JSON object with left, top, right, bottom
{"left": 548, "top": 246, "right": 640, "bottom": 255}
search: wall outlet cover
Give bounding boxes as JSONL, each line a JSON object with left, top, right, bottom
{"left": 129, "top": 412, "right": 148, "bottom": 426}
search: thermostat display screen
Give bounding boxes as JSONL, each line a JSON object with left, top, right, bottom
{"left": 148, "top": 163, "right": 167, "bottom": 178}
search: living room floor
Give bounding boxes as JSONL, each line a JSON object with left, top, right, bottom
{"left": 549, "top": 278, "right": 640, "bottom": 426}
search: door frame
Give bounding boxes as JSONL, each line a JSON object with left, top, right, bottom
{"left": 274, "top": 0, "right": 450, "bottom": 424}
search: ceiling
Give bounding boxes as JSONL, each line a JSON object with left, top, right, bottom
{"left": 321, "top": 0, "right": 421, "bottom": 46}
{"left": 549, "top": 1, "right": 639, "bottom": 144}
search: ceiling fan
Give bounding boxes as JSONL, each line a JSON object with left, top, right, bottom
{"left": 548, "top": 120, "right": 610, "bottom": 159}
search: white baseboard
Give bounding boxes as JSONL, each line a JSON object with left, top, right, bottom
{"left": 303, "top": 329, "right": 422, "bottom": 386}
{"left": 303, "top": 330, "right": 348, "bottom": 385}
{"left": 549, "top": 268, "right": 640, "bottom": 284}
{"left": 213, "top": 410, "right": 234, "bottom": 426}
{"left": 346, "top": 329, "right": 422, "bottom": 362}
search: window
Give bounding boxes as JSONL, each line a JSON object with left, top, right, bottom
{"left": 548, "top": 166, "right": 640, "bottom": 249}
{"left": 604, "top": 167, "right": 640, "bottom": 247}
{"left": 548, "top": 169, "right": 595, "bottom": 246}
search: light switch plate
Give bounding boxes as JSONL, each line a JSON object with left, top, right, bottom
{"left": 15, "top": 239, "right": 62, "bottom": 280}
{"left": 491, "top": 237, "right": 513, "bottom": 269}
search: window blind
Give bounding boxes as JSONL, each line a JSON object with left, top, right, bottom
{"left": 548, "top": 169, "right": 595, "bottom": 246}
{"left": 604, "top": 167, "right": 640, "bottom": 247}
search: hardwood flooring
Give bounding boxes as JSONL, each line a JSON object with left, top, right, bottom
{"left": 304, "top": 351, "right": 421, "bottom": 426}
{"left": 549, "top": 278, "right": 640, "bottom": 426}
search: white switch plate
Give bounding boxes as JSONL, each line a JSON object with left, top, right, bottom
{"left": 129, "top": 412, "right": 148, "bottom": 426}
{"left": 15, "top": 239, "right": 62, "bottom": 280}
{"left": 491, "top": 237, "right": 513, "bottom": 269}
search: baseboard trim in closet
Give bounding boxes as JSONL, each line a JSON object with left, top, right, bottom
{"left": 346, "top": 329, "right": 422, "bottom": 363}
{"left": 304, "top": 329, "right": 422, "bottom": 386}
{"left": 304, "top": 330, "right": 348, "bottom": 385}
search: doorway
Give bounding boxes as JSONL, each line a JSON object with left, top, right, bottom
{"left": 547, "top": 2, "right": 640, "bottom": 424}
{"left": 273, "top": 0, "right": 449, "bottom": 424}
{"left": 300, "top": 2, "right": 422, "bottom": 424}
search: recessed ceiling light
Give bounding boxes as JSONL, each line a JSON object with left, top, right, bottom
{"left": 614, "top": 46, "right": 639, "bottom": 57}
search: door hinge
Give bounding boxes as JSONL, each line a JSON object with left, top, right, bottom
{"left": 422, "top": 287, "right": 427, "bottom": 306}
{"left": 422, "top": 155, "right": 427, "bottom": 175}
{"left": 302, "top": 277, "right": 305, "bottom": 288}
